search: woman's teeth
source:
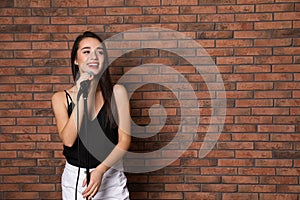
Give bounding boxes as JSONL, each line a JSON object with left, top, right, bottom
{"left": 88, "top": 63, "right": 98, "bottom": 67}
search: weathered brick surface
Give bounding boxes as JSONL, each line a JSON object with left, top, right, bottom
{"left": 0, "top": 0, "right": 299, "bottom": 199}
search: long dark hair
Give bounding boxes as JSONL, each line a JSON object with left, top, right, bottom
{"left": 71, "top": 31, "right": 117, "bottom": 128}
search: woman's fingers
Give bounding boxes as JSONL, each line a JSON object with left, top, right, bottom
{"left": 82, "top": 181, "right": 99, "bottom": 199}
{"left": 82, "top": 177, "right": 87, "bottom": 187}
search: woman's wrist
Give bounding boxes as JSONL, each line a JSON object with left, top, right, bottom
{"left": 96, "top": 163, "right": 109, "bottom": 174}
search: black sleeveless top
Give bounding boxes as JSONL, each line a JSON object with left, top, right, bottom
{"left": 63, "top": 90, "right": 118, "bottom": 168}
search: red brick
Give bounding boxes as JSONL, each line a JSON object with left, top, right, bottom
{"left": 274, "top": 116, "right": 300, "bottom": 124}
{"left": 236, "top": 13, "right": 272, "bottom": 21}
{"left": 185, "top": 192, "right": 220, "bottom": 200}
{"left": 217, "top": 57, "right": 253, "bottom": 65}
{"left": 255, "top": 21, "right": 292, "bottom": 30}
{"left": 105, "top": 24, "right": 139, "bottom": 32}
{"left": 4, "top": 175, "right": 39, "bottom": 183}
{"left": 18, "top": 151, "right": 53, "bottom": 158}
{"left": 258, "top": 125, "right": 295, "bottom": 133}
{"left": 275, "top": 12, "right": 300, "bottom": 20}
{"left": 14, "top": 0, "right": 51, "bottom": 7}
{"left": 0, "top": 0, "right": 14, "bottom": 7}
{"left": 162, "top": 0, "right": 197, "bottom": 5}
{"left": 216, "top": 22, "right": 253, "bottom": 30}
{"left": 235, "top": 48, "right": 272, "bottom": 55}
{"left": 237, "top": 0, "right": 273, "bottom": 3}
{"left": 202, "top": 0, "right": 235, "bottom": 3}
{"left": 4, "top": 192, "right": 39, "bottom": 200}
{"left": 276, "top": 168, "right": 300, "bottom": 176}
{"left": 260, "top": 194, "right": 298, "bottom": 200}
{"left": 149, "top": 192, "right": 182, "bottom": 199}
{"left": 271, "top": 134, "right": 300, "bottom": 141}
{"left": 126, "top": 16, "right": 161, "bottom": 23}
{"left": 14, "top": 50, "right": 50, "bottom": 59}
{"left": 238, "top": 168, "right": 275, "bottom": 175}
{"left": 274, "top": 47, "right": 300, "bottom": 55}
{"left": 235, "top": 116, "right": 272, "bottom": 124}
{"left": 143, "top": 6, "right": 179, "bottom": 14}
{"left": 201, "top": 167, "right": 237, "bottom": 175}
{"left": 31, "top": 7, "right": 68, "bottom": 16}
{"left": 223, "top": 193, "right": 258, "bottom": 200}
{"left": 179, "top": 23, "right": 214, "bottom": 31}
{"left": 0, "top": 184, "right": 19, "bottom": 191}
{"left": 255, "top": 142, "right": 293, "bottom": 150}
{"left": 52, "top": 0, "right": 87, "bottom": 7}
{"left": 260, "top": 176, "right": 298, "bottom": 184}
{"left": 1, "top": 142, "right": 35, "bottom": 150}
{"left": 125, "top": 0, "right": 160, "bottom": 6}
{"left": 217, "top": 142, "right": 254, "bottom": 149}
{"left": 198, "top": 14, "right": 234, "bottom": 22}
{"left": 31, "top": 25, "right": 68, "bottom": 32}
{"left": 254, "top": 38, "right": 292, "bottom": 46}
{"left": 22, "top": 183, "right": 55, "bottom": 191}
{"left": 51, "top": 17, "right": 86, "bottom": 24}
{"left": 274, "top": 82, "right": 300, "bottom": 90}
{"left": 202, "top": 184, "right": 237, "bottom": 192}
{"left": 14, "top": 33, "right": 50, "bottom": 41}
{"left": 236, "top": 150, "right": 272, "bottom": 158}
{"left": 256, "top": 3, "right": 294, "bottom": 12}
{"left": 0, "top": 8, "right": 31, "bottom": 16}
{"left": 252, "top": 108, "right": 289, "bottom": 115}
{"left": 32, "top": 42, "right": 68, "bottom": 50}
{"left": 0, "top": 17, "right": 12, "bottom": 24}
{"left": 180, "top": 6, "right": 216, "bottom": 14}
{"left": 222, "top": 176, "right": 258, "bottom": 184}
{"left": 217, "top": 39, "right": 252, "bottom": 47}
{"left": 256, "top": 159, "right": 293, "bottom": 167}
{"left": 165, "top": 184, "right": 199, "bottom": 191}
{"left": 14, "top": 17, "right": 49, "bottom": 24}
{"left": 161, "top": 15, "right": 196, "bottom": 23}
{"left": 218, "top": 159, "right": 254, "bottom": 167}
{"left": 239, "top": 185, "right": 276, "bottom": 192}
{"left": 254, "top": 91, "right": 291, "bottom": 98}
{"left": 236, "top": 99, "right": 273, "bottom": 107}
{"left": 218, "top": 5, "right": 254, "bottom": 13}
{"left": 106, "top": 7, "right": 142, "bottom": 15}
{"left": 198, "top": 31, "right": 233, "bottom": 39}
{"left": 256, "top": 56, "right": 292, "bottom": 64}
{"left": 89, "top": 0, "right": 124, "bottom": 6}
{"left": 234, "top": 65, "right": 271, "bottom": 73}
{"left": 235, "top": 31, "right": 271, "bottom": 38}
{"left": 185, "top": 176, "right": 220, "bottom": 183}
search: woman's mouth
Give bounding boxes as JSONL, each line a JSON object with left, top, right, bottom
{"left": 88, "top": 63, "right": 99, "bottom": 68}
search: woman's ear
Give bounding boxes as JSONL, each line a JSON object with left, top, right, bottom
{"left": 74, "top": 59, "right": 78, "bottom": 65}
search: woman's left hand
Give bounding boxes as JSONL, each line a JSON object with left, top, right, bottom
{"left": 82, "top": 167, "right": 105, "bottom": 199}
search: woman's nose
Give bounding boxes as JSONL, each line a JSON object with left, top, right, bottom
{"left": 90, "top": 50, "right": 98, "bottom": 60}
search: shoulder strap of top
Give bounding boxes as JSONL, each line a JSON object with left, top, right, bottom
{"left": 64, "top": 90, "right": 73, "bottom": 106}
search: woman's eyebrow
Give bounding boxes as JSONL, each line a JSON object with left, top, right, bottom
{"left": 80, "top": 46, "right": 91, "bottom": 51}
{"left": 80, "top": 46, "right": 103, "bottom": 50}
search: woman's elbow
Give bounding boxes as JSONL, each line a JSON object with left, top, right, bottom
{"left": 60, "top": 136, "right": 75, "bottom": 147}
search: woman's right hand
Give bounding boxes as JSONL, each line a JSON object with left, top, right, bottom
{"left": 76, "top": 71, "right": 94, "bottom": 94}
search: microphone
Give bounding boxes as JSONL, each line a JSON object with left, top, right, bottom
{"left": 78, "top": 71, "right": 94, "bottom": 99}
{"left": 80, "top": 71, "right": 94, "bottom": 89}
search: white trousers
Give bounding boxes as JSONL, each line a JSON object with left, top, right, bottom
{"left": 62, "top": 162, "right": 130, "bottom": 200}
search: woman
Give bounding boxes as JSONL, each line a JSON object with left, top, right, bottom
{"left": 52, "top": 31, "right": 131, "bottom": 200}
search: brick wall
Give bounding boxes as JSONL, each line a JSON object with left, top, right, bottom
{"left": 0, "top": 0, "right": 299, "bottom": 199}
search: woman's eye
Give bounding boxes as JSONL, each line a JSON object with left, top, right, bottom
{"left": 83, "top": 51, "right": 90, "bottom": 54}
{"left": 98, "top": 51, "right": 104, "bottom": 55}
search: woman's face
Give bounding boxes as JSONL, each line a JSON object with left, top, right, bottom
{"left": 75, "top": 37, "right": 104, "bottom": 76}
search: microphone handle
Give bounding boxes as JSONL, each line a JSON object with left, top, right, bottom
{"left": 77, "top": 80, "right": 91, "bottom": 100}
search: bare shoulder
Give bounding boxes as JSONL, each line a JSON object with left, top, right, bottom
{"left": 113, "top": 84, "right": 128, "bottom": 98}
{"left": 51, "top": 90, "right": 65, "bottom": 103}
